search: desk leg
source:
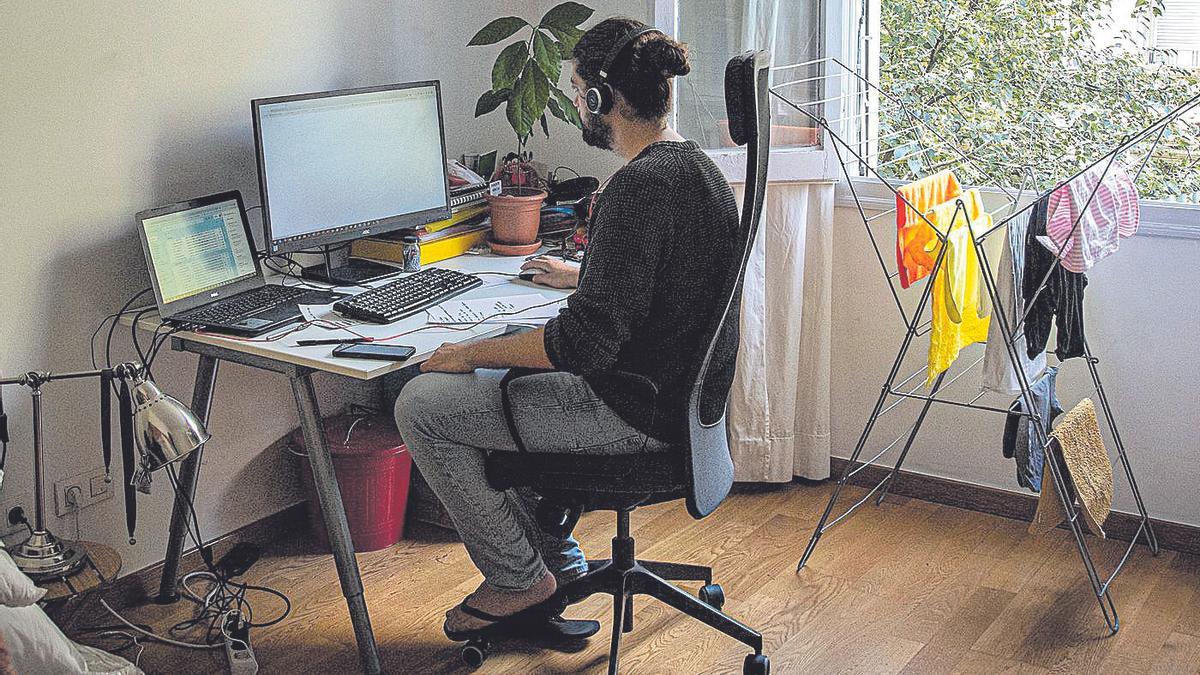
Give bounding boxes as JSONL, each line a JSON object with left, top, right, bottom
{"left": 156, "top": 355, "right": 219, "bottom": 604}
{"left": 291, "top": 373, "right": 381, "bottom": 675}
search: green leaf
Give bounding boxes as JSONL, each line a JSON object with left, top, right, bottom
{"left": 550, "top": 87, "right": 582, "bottom": 128}
{"left": 492, "top": 41, "right": 529, "bottom": 90}
{"left": 474, "top": 88, "right": 511, "bottom": 117}
{"left": 469, "top": 17, "right": 529, "bottom": 46}
{"left": 531, "top": 66, "right": 551, "bottom": 118}
{"left": 533, "top": 31, "right": 561, "bottom": 82}
{"left": 506, "top": 64, "right": 545, "bottom": 140}
{"left": 545, "top": 25, "right": 584, "bottom": 54}
{"left": 539, "top": 2, "right": 593, "bottom": 32}
{"left": 540, "top": 113, "right": 550, "bottom": 138}
{"left": 547, "top": 95, "right": 566, "bottom": 122}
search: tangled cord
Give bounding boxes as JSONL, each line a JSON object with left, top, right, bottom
{"left": 80, "top": 459, "right": 292, "bottom": 654}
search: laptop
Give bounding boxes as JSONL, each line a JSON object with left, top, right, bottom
{"left": 136, "top": 190, "right": 344, "bottom": 336}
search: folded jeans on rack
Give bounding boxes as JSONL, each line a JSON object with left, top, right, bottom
{"left": 981, "top": 210, "right": 1047, "bottom": 395}
{"left": 896, "top": 169, "right": 963, "bottom": 289}
{"left": 1002, "top": 366, "right": 1063, "bottom": 492}
{"left": 1023, "top": 196, "right": 1088, "bottom": 361}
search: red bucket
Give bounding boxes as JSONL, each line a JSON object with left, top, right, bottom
{"left": 290, "top": 414, "right": 412, "bottom": 553}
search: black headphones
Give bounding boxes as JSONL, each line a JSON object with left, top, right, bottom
{"left": 584, "top": 27, "right": 664, "bottom": 116}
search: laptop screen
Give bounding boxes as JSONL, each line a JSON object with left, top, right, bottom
{"left": 141, "top": 198, "right": 258, "bottom": 305}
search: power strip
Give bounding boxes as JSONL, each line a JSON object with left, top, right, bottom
{"left": 223, "top": 611, "right": 259, "bottom": 675}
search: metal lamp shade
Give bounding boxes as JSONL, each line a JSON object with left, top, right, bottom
{"left": 129, "top": 376, "right": 210, "bottom": 472}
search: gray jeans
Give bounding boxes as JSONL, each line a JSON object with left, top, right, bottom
{"left": 393, "top": 369, "right": 667, "bottom": 592}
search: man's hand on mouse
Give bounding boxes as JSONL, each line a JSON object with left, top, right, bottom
{"left": 519, "top": 257, "right": 580, "bottom": 289}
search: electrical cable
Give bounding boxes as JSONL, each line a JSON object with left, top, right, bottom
{"left": 0, "top": 387, "right": 7, "bottom": 472}
{"left": 161, "top": 463, "right": 292, "bottom": 642}
{"left": 551, "top": 165, "right": 581, "bottom": 181}
{"left": 129, "top": 308, "right": 158, "bottom": 370}
{"left": 99, "top": 600, "right": 222, "bottom": 650}
{"left": 93, "top": 288, "right": 153, "bottom": 370}
{"left": 144, "top": 324, "right": 182, "bottom": 374}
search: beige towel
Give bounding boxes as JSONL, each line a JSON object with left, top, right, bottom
{"left": 1029, "top": 399, "right": 1113, "bottom": 537}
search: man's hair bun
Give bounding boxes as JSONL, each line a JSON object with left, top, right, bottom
{"left": 574, "top": 17, "right": 691, "bottom": 121}
{"left": 633, "top": 35, "right": 691, "bottom": 79}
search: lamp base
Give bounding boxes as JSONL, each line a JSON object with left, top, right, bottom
{"left": 9, "top": 530, "right": 88, "bottom": 581}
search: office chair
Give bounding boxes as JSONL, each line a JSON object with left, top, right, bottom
{"left": 483, "top": 51, "right": 772, "bottom": 674}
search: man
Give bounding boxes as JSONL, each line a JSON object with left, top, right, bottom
{"left": 394, "top": 17, "right": 741, "bottom": 637}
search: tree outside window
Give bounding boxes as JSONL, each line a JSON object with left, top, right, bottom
{"left": 876, "top": 0, "right": 1200, "bottom": 202}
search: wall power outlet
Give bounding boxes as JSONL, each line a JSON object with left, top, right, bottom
{"left": 54, "top": 468, "right": 113, "bottom": 517}
{"left": 0, "top": 488, "right": 35, "bottom": 539}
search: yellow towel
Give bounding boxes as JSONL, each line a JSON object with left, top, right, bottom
{"left": 926, "top": 190, "right": 993, "bottom": 384}
{"left": 1030, "top": 398, "right": 1113, "bottom": 537}
{"left": 896, "top": 170, "right": 963, "bottom": 289}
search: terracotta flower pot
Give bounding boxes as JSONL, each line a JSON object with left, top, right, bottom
{"left": 487, "top": 188, "right": 546, "bottom": 245}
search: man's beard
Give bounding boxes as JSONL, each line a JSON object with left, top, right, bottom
{"left": 582, "top": 113, "right": 614, "bottom": 150}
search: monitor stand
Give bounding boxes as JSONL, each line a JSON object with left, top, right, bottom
{"left": 300, "top": 257, "right": 403, "bottom": 285}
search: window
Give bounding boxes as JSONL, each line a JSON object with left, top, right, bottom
{"left": 657, "top": 0, "right": 854, "bottom": 180}
{"left": 1151, "top": 0, "right": 1200, "bottom": 68}
{"left": 865, "top": 0, "right": 1200, "bottom": 204}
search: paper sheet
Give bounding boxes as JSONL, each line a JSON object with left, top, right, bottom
{"left": 299, "top": 304, "right": 361, "bottom": 330}
{"left": 425, "top": 294, "right": 561, "bottom": 325}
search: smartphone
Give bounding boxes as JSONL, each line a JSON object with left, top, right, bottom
{"left": 331, "top": 343, "right": 417, "bottom": 362}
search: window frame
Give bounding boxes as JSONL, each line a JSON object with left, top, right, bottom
{"left": 655, "top": 0, "right": 857, "bottom": 183}
{"left": 848, "top": 0, "right": 1200, "bottom": 236}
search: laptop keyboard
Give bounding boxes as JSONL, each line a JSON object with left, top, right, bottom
{"left": 181, "top": 285, "right": 310, "bottom": 325}
{"left": 333, "top": 268, "right": 483, "bottom": 323}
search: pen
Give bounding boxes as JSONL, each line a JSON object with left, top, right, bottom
{"left": 295, "top": 337, "right": 373, "bottom": 347}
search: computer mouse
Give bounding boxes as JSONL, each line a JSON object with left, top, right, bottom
{"left": 518, "top": 272, "right": 538, "bottom": 282}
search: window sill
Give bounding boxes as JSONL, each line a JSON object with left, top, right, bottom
{"left": 706, "top": 145, "right": 842, "bottom": 184}
{"left": 838, "top": 177, "right": 1200, "bottom": 240}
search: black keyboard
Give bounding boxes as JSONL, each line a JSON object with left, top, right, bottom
{"left": 333, "top": 268, "right": 484, "bottom": 324}
{"left": 182, "top": 285, "right": 309, "bottom": 325}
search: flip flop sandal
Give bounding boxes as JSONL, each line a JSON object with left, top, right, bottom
{"left": 444, "top": 601, "right": 555, "bottom": 642}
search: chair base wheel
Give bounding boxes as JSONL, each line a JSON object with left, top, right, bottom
{"left": 462, "top": 640, "right": 489, "bottom": 668}
{"left": 699, "top": 583, "right": 725, "bottom": 609}
{"left": 744, "top": 653, "right": 770, "bottom": 675}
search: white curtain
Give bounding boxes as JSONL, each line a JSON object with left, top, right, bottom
{"left": 728, "top": 181, "right": 835, "bottom": 481}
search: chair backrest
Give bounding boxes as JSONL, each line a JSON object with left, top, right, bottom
{"left": 683, "top": 51, "right": 771, "bottom": 519}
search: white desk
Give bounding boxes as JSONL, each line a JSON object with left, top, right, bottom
{"left": 151, "top": 251, "right": 570, "bottom": 674}
{"left": 157, "top": 252, "right": 570, "bottom": 379}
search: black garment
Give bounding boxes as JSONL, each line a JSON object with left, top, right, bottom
{"left": 543, "top": 140, "right": 741, "bottom": 443}
{"left": 1023, "top": 197, "right": 1088, "bottom": 361}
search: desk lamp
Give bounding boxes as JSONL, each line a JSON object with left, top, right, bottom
{"left": 0, "top": 364, "right": 209, "bottom": 580}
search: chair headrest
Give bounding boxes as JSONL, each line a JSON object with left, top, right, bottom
{"left": 723, "top": 51, "right": 769, "bottom": 148}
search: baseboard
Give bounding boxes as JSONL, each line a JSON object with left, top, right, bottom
{"left": 830, "top": 458, "right": 1200, "bottom": 556}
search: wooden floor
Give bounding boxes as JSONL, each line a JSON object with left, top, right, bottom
{"left": 69, "top": 482, "right": 1200, "bottom": 674}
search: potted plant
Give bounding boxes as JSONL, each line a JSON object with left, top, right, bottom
{"left": 469, "top": 1, "right": 593, "bottom": 254}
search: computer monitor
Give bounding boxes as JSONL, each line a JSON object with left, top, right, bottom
{"left": 252, "top": 81, "right": 451, "bottom": 256}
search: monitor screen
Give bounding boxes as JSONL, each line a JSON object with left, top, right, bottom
{"left": 253, "top": 82, "right": 451, "bottom": 253}
{"left": 141, "top": 197, "right": 258, "bottom": 305}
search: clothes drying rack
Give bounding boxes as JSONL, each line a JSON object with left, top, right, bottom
{"left": 769, "top": 56, "right": 1200, "bottom": 634}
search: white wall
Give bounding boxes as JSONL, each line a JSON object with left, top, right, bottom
{"left": 0, "top": 1, "right": 572, "bottom": 575}
{"left": 0, "top": 0, "right": 658, "bottom": 578}
{"left": 830, "top": 203, "right": 1200, "bottom": 527}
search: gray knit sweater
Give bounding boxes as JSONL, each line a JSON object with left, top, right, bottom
{"left": 543, "top": 140, "right": 741, "bottom": 442}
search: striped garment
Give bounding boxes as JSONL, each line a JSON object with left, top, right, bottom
{"left": 1037, "top": 164, "right": 1140, "bottom": 273}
